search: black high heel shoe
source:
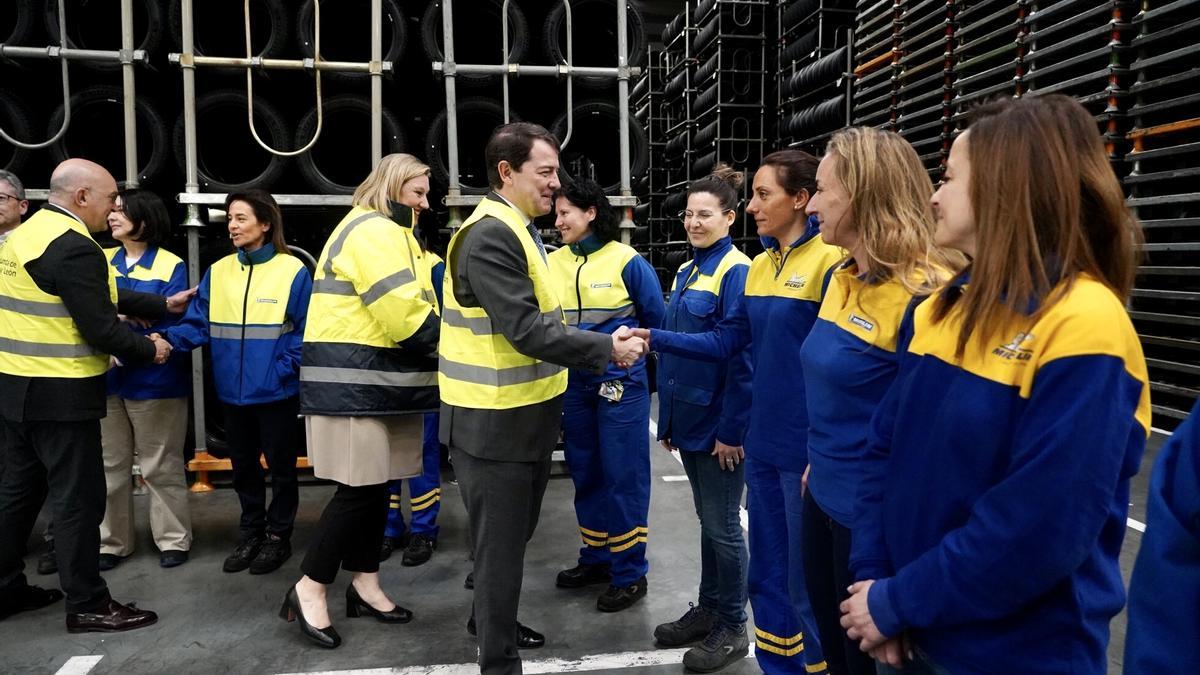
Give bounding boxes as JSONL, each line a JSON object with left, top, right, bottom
{"left": 279, "top": 586, "right": 342, "bottom": 649}
{"left": 346, "top": 584, "right": 413, "bottom": 624}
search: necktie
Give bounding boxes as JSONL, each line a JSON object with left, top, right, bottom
{"left": 526, "top": 223, "right": 548, "bottom": 263}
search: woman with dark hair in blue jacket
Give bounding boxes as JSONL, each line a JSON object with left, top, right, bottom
{"left": 842, "top": 95, "right": 1149, "bottom": 674}
{"left": 165, "top": 190, "right": 312, "bottom": 577}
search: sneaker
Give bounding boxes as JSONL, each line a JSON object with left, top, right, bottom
{"left": 682, "top": 624, "right": 749, "bottom": 673}
{"left": 248, "top": 535, "right": 291, "bottom": 575}
{"left": 401, "top": 534, "right": 436, "bottom": 567}
{"left": 654, "top": 603, "right": 718, "bottom": 647}
{"left": 37, "top": 541, "right": 58, "bottom": 576}
{"left": 222, "top": 535, "right": 264, "bottom": 573}
{"left": 555, "top": 562, "right": 612, "bottom": 588}
{"left": 597, "top": 575, "right": 647, "bottom": 612}
{"left": 380, "top": 534, "right": 409, "bottom": 563}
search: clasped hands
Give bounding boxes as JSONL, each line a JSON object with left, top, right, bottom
{"left": 610, "top": 326, "right": 651, "bottom": 368}
{"left": 147, "top": 332, "right": 172, "bottom": 365}
{"left": 840, "top": 579, "right": 910, "bottom": 668}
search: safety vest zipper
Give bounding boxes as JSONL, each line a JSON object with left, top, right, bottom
{"left": 574, "top": 251, "right": 589, "bottom": 327}
{"left": 238, "top": 258, "right": 255, "bottom": 402}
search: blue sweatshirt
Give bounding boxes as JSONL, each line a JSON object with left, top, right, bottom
{"left": 105, "top": 246, "right": 192, "bottom": 400}
{"left": 1124, "top": 396, "right": 1200, "bottom": 674}
{"left": 852, "top": 274, "right": 1150, "bottom": 675}
{"left": 798, "top": 262, "right": 920, "bottom": 527}
{"left": 167, "top": 244, "right": 311, "bottom": 406}
{"left": 548, "top": 235, "right": 665, "bottom": 387}
{"left": 656, "top": 236, "right": 752, "bottom": 452}
{"left": 651, "top": 217, "right": 842, "bottom": 468}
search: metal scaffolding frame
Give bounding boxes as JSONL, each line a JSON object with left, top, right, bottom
{"left": 432, "top": 0, "right": 643, "bottom": 240}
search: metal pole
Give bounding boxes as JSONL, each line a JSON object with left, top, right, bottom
{"left": 120, "top": 0, "right": 138, "bottom": 187}
{"left": 442, "top": 0, "right": 463, "bottom": 228}
{"left": 502, "top": 0, "right": 511, "bottom": 123}
{"left": 181, "top": 0, "right": 207, "bottom": 457}
{"left": 370, "top": 0, "right": 382, "bottom": 165}
{"left": 617, "top": 1, "right": 634, "bottom": 244}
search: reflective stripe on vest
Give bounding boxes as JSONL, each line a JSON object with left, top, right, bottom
{"left": 439, "top": 196, "right": 568, "bottom": 410}
{"left": 0, "top": 208, "right": 118, "bottom": 378}
{"left": 548, "top": 240, "right": 640, "bottom": 328}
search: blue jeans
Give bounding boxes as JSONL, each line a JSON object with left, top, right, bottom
{"left": 680, "top": 449, "right": 748, "bottom": 628}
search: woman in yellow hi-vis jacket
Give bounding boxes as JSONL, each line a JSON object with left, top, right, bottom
{"left": 165, "top": 190, "right": 311, "bottom": 577}
{"left": 282, "top": 154, "right": 440, "bottom": 649}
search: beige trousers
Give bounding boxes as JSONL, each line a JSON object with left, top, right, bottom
{"left": 100, "top": 396, "right": 193, "bottom": 555}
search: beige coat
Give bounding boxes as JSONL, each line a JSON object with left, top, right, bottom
{"left": 305, "top": 414, "right": 423, "bottom": 486}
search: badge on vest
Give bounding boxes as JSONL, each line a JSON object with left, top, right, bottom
{"left": 256, "top": 298, "right": 279, "bottom": 304}
{"left": 848, "top": 313, "right": 875, "bottom": 332}
{"left": 784, "top": 274, "right": 807, "bottom": 290}
{"left": 591, "top": 282, "right": 613, "bottom": 289}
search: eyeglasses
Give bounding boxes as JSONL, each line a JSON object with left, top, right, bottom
{"left": 0, "top": 193, "right": 25, "bottom": 205}
{"left": 678, "top": 209, "right": 733, "bottom": 224}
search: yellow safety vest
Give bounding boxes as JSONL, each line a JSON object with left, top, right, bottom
{"left": 0, "top": 208, "right": 118, "bottom": 378}
{"left": 208, "top": 251, "right": 303, "bottom": 337}
{"left": 548, "top": 239, "right": 639, "bottom": 328}
{"left": 439, "top": 196, "right": 568, "bottom": 409}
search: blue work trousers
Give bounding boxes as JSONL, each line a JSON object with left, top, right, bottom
{"left": 680, "top": 448, "right": 748, "bottom": 629}
{"left": 562, "top": 377, "right": 651, "bottom": 586}
{"left": 745, "top": 455, "right": 826, "bottom": 674}
{"left": 385, "top": 413, "right": 441, "bottom": 539}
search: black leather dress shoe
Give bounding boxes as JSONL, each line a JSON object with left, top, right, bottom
{"left": 279, "top": 586, "right": 341, "bottom": 649}
{"left": 556, "top": 562, "right": 612, "bottom": 588}
{"left": 66, "top": 599, "right": 157, "bottom": 633}
{"left": 98, "top": 554, "right": 124, "bottom": 572}
{"left": 345, "top": 585, "right": 413, "bottom": 623}
{"left": 0, "top": 585, "right": 64, "bottom": 620}
{"left": 597, "top": 575, "right": 648, "bottom": 612}
{"left": 160, "top": 550, "right": 189, "bottom": 568}
{"left": 466, "top": 615, "right": 545, "bottom": 649}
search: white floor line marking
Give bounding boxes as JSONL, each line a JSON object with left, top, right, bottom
{"left": 1127, "top": 517, "right": 1146, "bottom": 533}
{"left": 1150, "top": 426, "right": 1173, "bottom": 437}
{"left": 649, "top": 420, "right": 750, "bottom": 532}
{"left": 55, "top": 656, "right": 103, "bottom": 675}
{"left": 279, "top": 646, "right": 757, "bottom": 675}
{"left": 662, "top": 475, "right": 690, "bottom": 482}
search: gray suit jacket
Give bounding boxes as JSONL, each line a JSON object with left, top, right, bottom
{"left": 439, "top": 194, "right": 611, "bottom": 462}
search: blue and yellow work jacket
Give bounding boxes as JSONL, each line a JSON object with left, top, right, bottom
{"left": 105, "top": 246, "right": 191, "bottom": 400}
{"left": 1125, "top": 396, "right": 1200, "bottom": 674}
{"left": 656, "top": 236, "right": 752, "bottom": 453}
{"left": 652, "top": 217, "right": 842, "bottom": 467}
{"left": 799, "top": 262, "right": 924, "bottom": 527}
{"left": 548, "top": 235, "right": 665, "bottom": 388}
{"left": 167, "top": 243, "right": 312, "bottom": 406}
{"left": 852, "top": 273, "right": 1150, "bottom": 675}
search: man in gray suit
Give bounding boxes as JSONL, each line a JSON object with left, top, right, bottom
{"left": 439, "top": 122, "right": 646, "bottom": 674}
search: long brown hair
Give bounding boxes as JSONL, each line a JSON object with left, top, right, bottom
{"left": 824, "top": 127, "right": 963, "bottom": 295}
{"left": 933, "top": 95, "right": 1142, "bottom": 354}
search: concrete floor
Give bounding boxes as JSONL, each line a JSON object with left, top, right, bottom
{"left": 3, "top": 420, "right": 1162, "bottom": 675}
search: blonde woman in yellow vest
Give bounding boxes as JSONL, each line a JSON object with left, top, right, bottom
{"left": 284, "top": 154, "right": 439, "bottom": 649}
{"left": 164, "top": 190, "right": 311, "bottom": 577}
{"left": 547, "top": 177, "right": 665, "bottom": 612}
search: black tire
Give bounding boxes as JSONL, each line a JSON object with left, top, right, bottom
{"left": 692, "top": 151, "right": 717, "bottom": 177}
{"left": 421, "top": 0, "right": 528, "bottom": 85}
{"left": 551, "top": 101, "right": 648, "bottom": 195}
{"left": 693, "top": 18, "right": 719, "bottom": 55}
{"left": 1, "top": 0, "right": 36, "bottom": 46}
{"left": 781, "top": 28, "right": 819, "bottom": 68}
{"left": 172, "top": 90, "right": 290, "bottom": 193}
{"left": 295, "top": 95, "right": 407, "bottom": 195}
{"left": 782, "top": 0, "right": 821, "bottom": 30}
{"left": 694, "top": 119, "right": 719, "bottom": 149}
{"left": 297, "top": 0, "right": 406, "bottom": 82}
{"left": 542, "top": 0, "right": 645, "bottom": 89}
{"left": 169, "top": 0, "right": 291, "bottom": 65}
{"left": 46, "top": 85, "right": 169, "bottom": 186}
{"left": 44, "top": 0, "right": 163, "bottom": 70}
{"left": 0, "top": 89, "right": 33, "bottom": 174}
{"left": 426, "top": 98, "right": 514, "bottom": 194}
{"left": 791, "top": 46, "right": 848, "bottom": 94}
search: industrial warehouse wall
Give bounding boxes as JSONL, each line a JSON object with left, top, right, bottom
{"left": 635, "top": 0, "right": 1199, "bottom": 430}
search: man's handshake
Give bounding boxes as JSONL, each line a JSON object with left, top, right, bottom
{"left": 147, "top": 332, "right": 172, "bottom": 365}
{"left": 610, "top": 326, "right": 649, "bottom": 369}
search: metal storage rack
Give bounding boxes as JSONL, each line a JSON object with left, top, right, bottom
{"left": 632, "top": 42, "right": 665, "bottom": 252}
{"left": 1123, "top": 0, "right": 1200, "bottom": 429}
{"left": 852, "top": 0, "right": 903, "bottom": 129}
{"left": 655, "top": 5, "right": 699, "bottom": 288}
{"left": 777, "top": 0, "right": 856, "bottom": 153}
{"left": 949, "top": 0, "right": 1025, "bottom": 124}
{"left": 895, "top": 0, "right": 957, "bottom": 177}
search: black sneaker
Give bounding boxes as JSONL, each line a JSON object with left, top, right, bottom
{"left": 683, "top": 624, "right": 749, "bottom": 673}
{"left": 401, "top": 534, "right": 436, "bottom": 567}
{"left": 556, "top": 562, "right": 612, "bottom": 588}
{"left": 37, "top": 542, "right": 57, "bottom": 575}
{"left": 223, "top": 535, "right": 264, "bottom": 573}
{"left": 249, "top": 535, "right": 291, "bottom": 575}
{"left": 597, "top": 575, "right": 647, "bottom": 612}
{"left": 379, "top": 535, "right": 404, "bottom": 562}
{"left": 654, "top": 603, "right": 718, "bottom": 647}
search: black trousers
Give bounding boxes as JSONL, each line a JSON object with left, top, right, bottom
{"left": 223, "top": 397, "right": 300, "bottom": 540}
{"left": 301, "top": 482, "right": 388, "bottom": 584}
{"left": 801, "top": 489, "right": 876, "bottom": 675}
{"left": 0, "top": 418, "right": 111, "bottom": 613}
{"left": 453, "top": 446, "right": 551, "bottom": 675}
